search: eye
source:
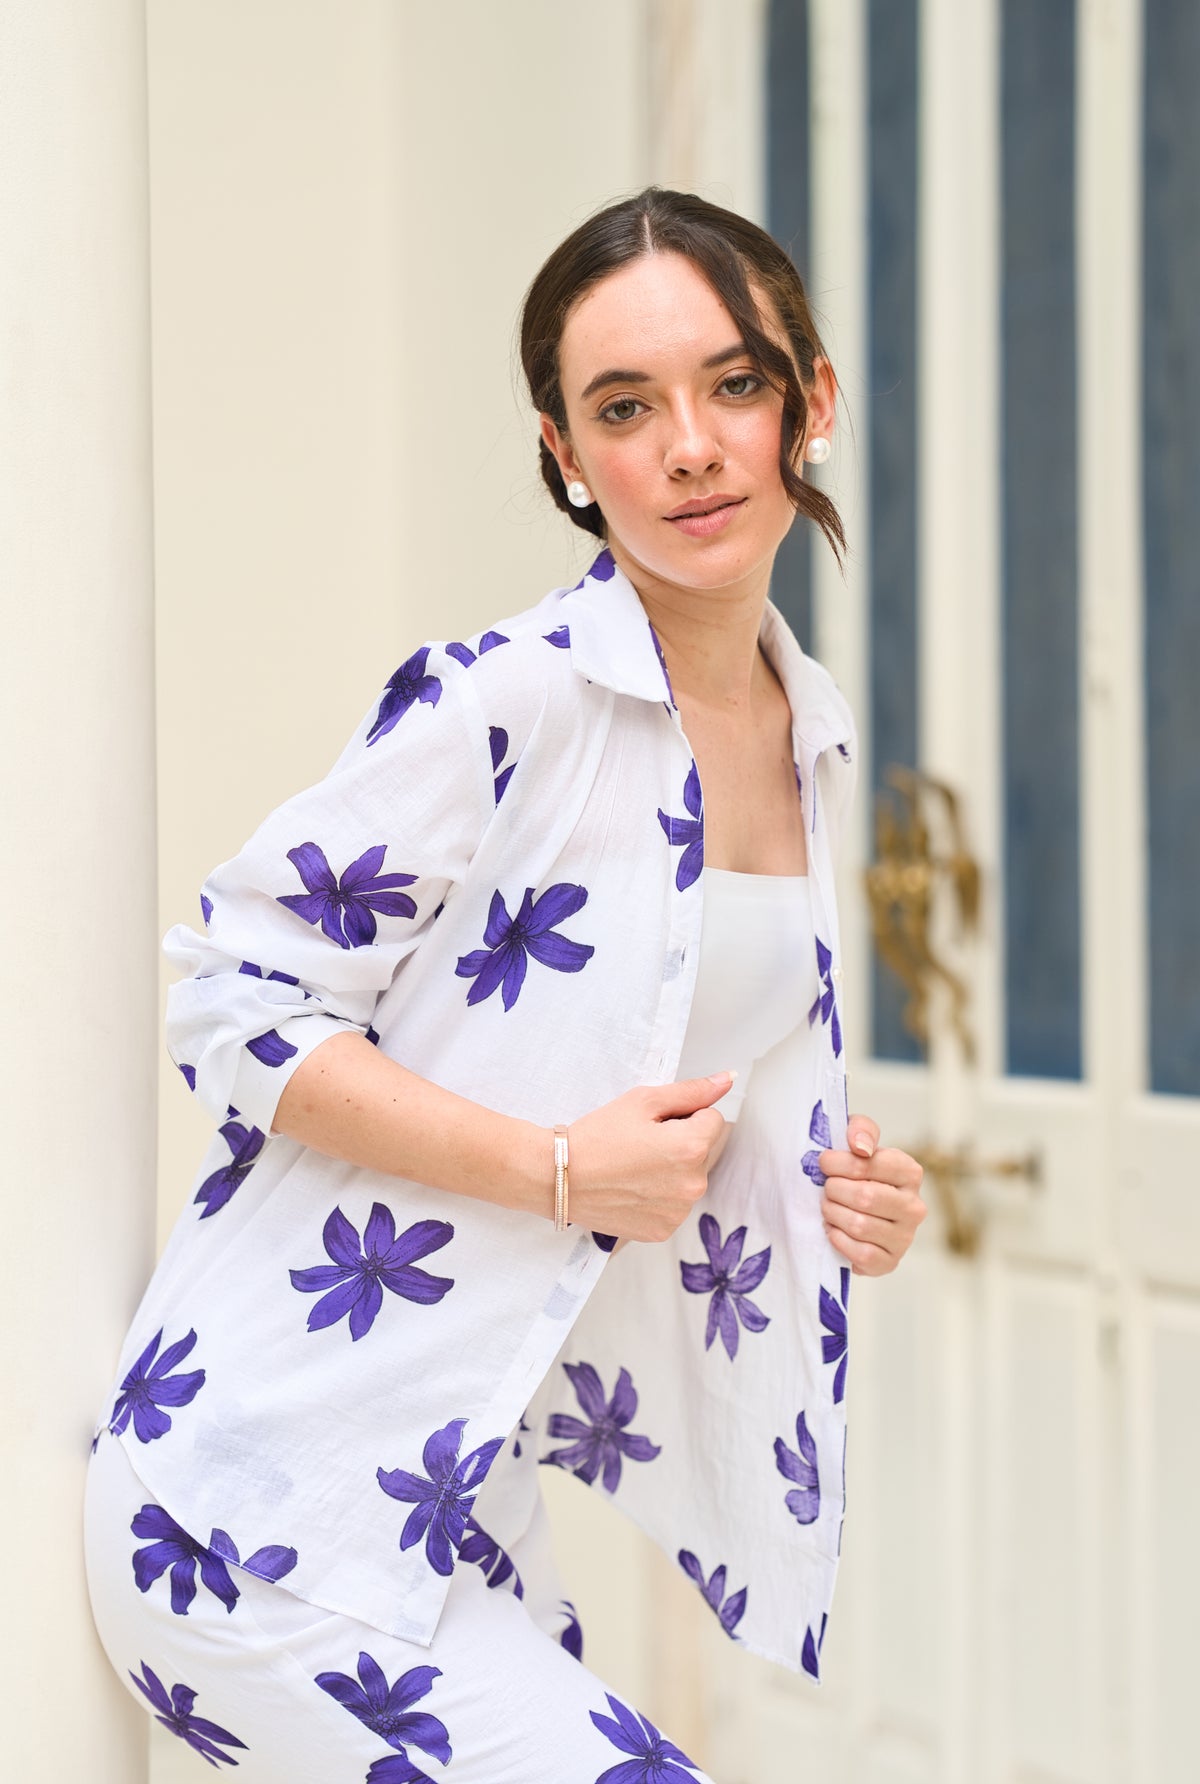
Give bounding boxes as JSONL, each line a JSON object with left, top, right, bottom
{"left": 719, "top": 372, "right": 763, "bottom": 398}
{"left": 597, "top": 395, "right": 646, "bottom": 425}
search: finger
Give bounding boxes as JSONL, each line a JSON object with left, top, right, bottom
{"left": 847, "top": 1113, "right": 880, "bottom": 1159}
{"left": 823, "top": 1170, "right": 909, "bottom": 1227}
{"left": 822, "top": 1194, "right": 903, "bottom": 1255}
{"left": 818, "top": 1145, "right": 924, "bottom": 1190}
{"left": 823, "top": 1220, "right": 896, "bottom": 1276}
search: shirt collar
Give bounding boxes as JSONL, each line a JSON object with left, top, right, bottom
{"left": 557, "top": 546, "right": 854, "bottom": 756}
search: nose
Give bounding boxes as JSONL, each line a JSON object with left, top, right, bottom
{"left": 663, "top": 400, "right": 724, "bottom": 479}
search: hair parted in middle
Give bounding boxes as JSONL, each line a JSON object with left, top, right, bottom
{"left": 519, "top": 186, "right": 844, "bottom": 565}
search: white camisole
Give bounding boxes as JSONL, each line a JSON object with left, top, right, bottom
{"left": 673, "top": 864, "right": 821, "bottom": 1121}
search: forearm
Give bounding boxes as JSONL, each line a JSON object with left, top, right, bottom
{"left": 271, "top": 1031, "right": 555, "bottom": 1221}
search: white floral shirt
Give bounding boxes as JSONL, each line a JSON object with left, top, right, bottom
{"left": 98, "top": 546, "right": 858, "bottom": 1681}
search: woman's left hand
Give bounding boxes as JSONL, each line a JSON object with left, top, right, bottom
{"left": 818, "top": 1114, "right": 927, "bottom": 1276}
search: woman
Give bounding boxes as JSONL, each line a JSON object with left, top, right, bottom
{"left": 85, "top": 187, "right": 926, "bottom": 1782}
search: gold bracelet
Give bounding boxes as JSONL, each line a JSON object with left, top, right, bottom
{"left": 553, "top": 1123, "right": 569, "bottom": 1231}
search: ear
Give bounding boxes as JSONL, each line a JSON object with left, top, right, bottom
{"left": 539, "top": 412, "right": 583, "bottom": 488}
{"left": 805, "top": 356, "right": 838, "bottom": 445}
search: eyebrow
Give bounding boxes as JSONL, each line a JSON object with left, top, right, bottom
{"left": 579, "top": 343, "right": 749, "bottom": 403}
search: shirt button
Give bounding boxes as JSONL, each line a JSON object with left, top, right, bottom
{"left": 832, "top": 966, "right": 844, "bottom": 985}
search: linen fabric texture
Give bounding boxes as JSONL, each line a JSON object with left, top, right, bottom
{"left": 95, "top": 547, "right": 858, "bottom": 1682}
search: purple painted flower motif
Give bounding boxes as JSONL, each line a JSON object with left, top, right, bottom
{"left": 290, "top": 1204, "right": 454, "bottom": 1341}
{"left": 543, "top": 623, "right": 571, "bottom": 648}
{"left": 801, "top": 1098, "right": 832, "bottom": 1187}
{"left": 277, "top": 842, "right": 417, "bottom": 949}
{"left": 807, "top": 935, "right": 842, "bottom": 1056}
{"left": 109, "top": 1329, "right": 205, "bottom": 1443}
{"left": 315, "top": 1652, "right": 451, "bottom": 1770}
{"left": 455, "top": 882, "right": 594, "bottom": 1010}
{"left": 366, "top": 646, "right": 443, "bottom": 746}
{"left": 820, "top": 1266, "right": 850, "bottom": 1403}
{"left": 543, "top": 1362, "right": 661, "bottom": 1493}
{"left": 678, "top": 1550, "right": 747, "bottom": 1637}
{"left": 592, "top": 1230, "right": 619, "bottom": 1252}
{"left": 200, "top": 893, "right": 213, "bottom": 927}
{"left": 774, "top": 1411, "right": 820, "bottom": 1524}
{"left": 511, "top": 1412, "right": 531, "bottom": 1459}
{"left": 647, "top": 619, "right": 677, "bottom": 709}
{"left": 178, "top": 1062, "right": 197, "bottom": 1092}
{"left": 589, "top": 1691, "right": 701, "bottom": 1783}
{"left": 445, "top": 628, "right": 509, "bottom": 667}
{"left": 680, "top": 1213, "right": 771, "bottom": 1360}
{"left": 245, "top": 1027, "right": 297, "bottom": 1067}
{"left": 129, "top": 1662, "right": 248, "bottom": 1768}
{"left": 657, "top": 761, "right": 704, "bottom": 891}
{"left": 458, "top": 1516, "right": 524, "bottom": 1597}
{"left": 802, "top": 1611, "right": 829, "bottom": 1680}
{"left": 130, "top": 1505, "right": 297, "bottom": 1616}
{"left": 367, "top": 1758, "right": 440, "bottom": 1784}
{"left": 377, "top": 1418, "right": 504, "bottom": 1577}
{"left": 837, "top": 741, "right": 852, "bottom": 761}
{"left": 589, "top": 548, "right": 616, "bottom": 581}
{"left": 559, "top": 1598, "right": 584, "bottom": 1661}
{"left": 489, "top": 724, "right": 516, "bottom": 803}
{"left": 194, "top": 1118, "right": 265, "bottom": 1219}
{"left": 239, "top": 961, "right": 301, "bottom": 987}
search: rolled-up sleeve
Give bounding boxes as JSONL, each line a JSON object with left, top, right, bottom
{"left": 163, "top": 647, "right": 493, "bottom": 1134}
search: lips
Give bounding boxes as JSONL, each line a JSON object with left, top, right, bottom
{"left": 664, "top": 495, "right": 745, "bottom": 521}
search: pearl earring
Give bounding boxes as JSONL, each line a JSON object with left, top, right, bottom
{"left": 566, "top": 479, "right": 594, "bottom": 507}
{"left": 805, "top": 436, "right": 831, "bottom": 466}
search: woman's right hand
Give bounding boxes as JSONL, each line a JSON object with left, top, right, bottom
{"left": 561, "top": 1071, "right": 736, "bottom": 1245}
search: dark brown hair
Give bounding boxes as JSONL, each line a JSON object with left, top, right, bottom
{"left": 519, "top": 186, "right": 844, "bottom": 564}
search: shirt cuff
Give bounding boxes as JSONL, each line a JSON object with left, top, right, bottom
{"left": 226, "top": 1012, "right": 365, "bottom": 1138}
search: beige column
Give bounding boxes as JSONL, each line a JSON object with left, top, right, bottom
{"left": 0, "top": 2, "right": 156, "bottom": 1777}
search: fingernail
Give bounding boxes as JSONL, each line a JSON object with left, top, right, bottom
{"left": 853, "top": 1135, "right": 874, "bottom": 1156}
{"left": 707, "top": 1069, "right": 738, "bottom": 1084}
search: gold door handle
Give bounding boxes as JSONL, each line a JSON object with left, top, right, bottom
{"left": 864, "top": 766, "right": 982, "bottom": 1064}
{"left": 904, "top": 1141, "right": 1043, "bottom": 1257}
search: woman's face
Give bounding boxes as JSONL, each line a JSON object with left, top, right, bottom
{"left": 540, "top": 250, "right": 833, "bottom": 600}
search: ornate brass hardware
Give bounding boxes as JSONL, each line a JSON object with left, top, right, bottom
{"left": 864, "top": 766, "right": 982, "bottom": 1064}
{"left": 904, "top": 1141, "right": 1043, "bottom": 1257}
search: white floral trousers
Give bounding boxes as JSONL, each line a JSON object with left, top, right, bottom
{"left": 84, "top": 1427, "right": 716, "bottom": 1783}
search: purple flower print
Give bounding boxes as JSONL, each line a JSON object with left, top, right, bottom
{"left": 109, "top": 1328, "right": 205, "bottom": 1443}
{"left": 178, "top": 1061, "right": 197, "bottom": 1093}
{"left": 200, "top": 893, "right": 213, "bottom": 926}
{"left": 543, "top": 1362, "right": 661, "bottom": 1493}
{"left": 458, "top": 1516, "right": 525, "bottom": 1597}
{"left": 446, "top": 628, "right": 509, "bottom": 667}
{"left": 377, "top": 1417, "right": 504, "bottom": 1577}
{"left": 543, "top": 623, "right": 571, "bottom": 648}
{"left": 455, "top": 882, "right": 594, "bottom": 1011}
{"left": 366, "top": 646, "right": 443, "bottom": 746}
{"left": 559, "top": 1598, "right": 584, "bottom": 1661}
{"left": 129, "top": 1662, "right": 247, "bottom": 1768}
{"left": 239, "top": 961, "right": 301, "bottom": 987}
{"left": 589, "top": 1692, "right": 702, "bottom": 1783}
{"left": 290, "top": 1204, "right": 454, "bottom": 1341}
{"left": 245, "top": 1027, "right": 297, "bottom": 1067}
{"left": 801, "top": 1098, "right": 832, "bottom": 1187}
{"left": 837, "top": 740, "right": 852, "bottom": 761}
{"left": 131, "top": 1505, "right": 297, "bottom": 1616}
{"left": 807, "top": 935, "right": 843, "bottom": 1056}
{"left": 774, "top": 1411, "right": 820, "bottom": 1525}
{"left": 647, "top": 619, "right": 677, "bottom": 709}
{"left": 680, "top": 1213, "right": 771, "bottom": 1360}
{"left": 315, "top": 1652, "right": 451, "bottom": 1771}
{"left": 592, "top": 1230, "right": 619, "bottom": 1252}
{"left": 820, "top": 1266, "right": 850, "bottom": 1403}
{"left": 489, "top": 724, "right": 516, "bottom": 803}
{"left": 657, "top": 762, "right": 704, "bottom": 891}
{"left": 802, "top": 1611, "right": 829, "bottom": 1680}
{"left": 194, "top": 1118, "right": 265, "bottom": 1218}
{"left": 678, "top": 1550, "right": 747, "bottom": 1637}
{"left": 277, "top": 842, "right": 417, "bottom": 949}
{"left": 589, "top": 548, "right": 616, "bottom": 581}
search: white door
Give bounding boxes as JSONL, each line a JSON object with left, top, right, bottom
{"left": 694, "top": 3, "right": 1200, "bottom": 1781}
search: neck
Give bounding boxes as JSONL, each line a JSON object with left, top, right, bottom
{"left": 610, "top": 544, "right": 774, "bottom": 711}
